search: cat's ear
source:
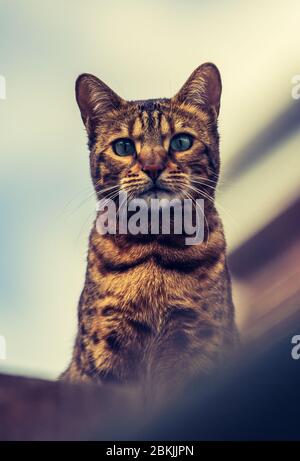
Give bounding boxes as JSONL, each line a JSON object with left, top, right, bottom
{"left": 75, "top": 73, "right": 124, "bottom": 134}
{"left": 173, "top": 63, "right": 222, "bottom": 117}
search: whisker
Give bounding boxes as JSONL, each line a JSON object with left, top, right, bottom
{"left": 97, "top": 190, "right": 121, "bottom": 209}
{"left": 75, "top": 210, "right": 96, "bottom": 245}
{"left": 184, "top": 183, "right": 237, "bottom": 225}
{"left": 64, "top": 183, "right": 120, "bottom": 219}
{"left": 191, "top": 175, "right": 219, "bottom": 185}
{"left": 58, "top": 184, "right": 95, "bottom": 219}
{"left": 116, "top": 194, "right": 128, "bottom": 220}
{"left": 75, "top": 189, "right": 121, "bottom": 243}
{"left": 183, "top": 190, "right": 210, "bottom": 247}
{"left": 190, "top": 179, "right": 217, "bottom": 191}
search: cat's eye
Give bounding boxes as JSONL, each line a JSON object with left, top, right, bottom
{"left": 112, "top": 138, "right": 136, "bottom": 156}
{"left": 170, "top": 133, "right": 193, "bottom": 152}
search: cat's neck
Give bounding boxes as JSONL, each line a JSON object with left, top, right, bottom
{"left": 87, "top": 205, "right": 225, "bottom": 274}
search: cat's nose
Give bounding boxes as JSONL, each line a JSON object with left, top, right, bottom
{"left": 142, "top": 164, "right": 164, "bottom": 182}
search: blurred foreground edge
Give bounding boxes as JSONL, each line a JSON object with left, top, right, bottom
{"left": 0, "top": 305, "right": 300, "bottom": 441}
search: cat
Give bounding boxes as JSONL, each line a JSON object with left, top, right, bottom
{"left": 61, "top": 63, "right": 239, "bottom": 402}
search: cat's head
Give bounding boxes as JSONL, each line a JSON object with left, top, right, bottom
{"left": 76, "top": 63, "right": 221, "bottom": 204}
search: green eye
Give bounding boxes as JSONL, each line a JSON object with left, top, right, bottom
{"left": 170, "top": 134, "right": 193, "bottom": 152}
{"left": 113, "top": 138, "right": 136, "bottom": 156}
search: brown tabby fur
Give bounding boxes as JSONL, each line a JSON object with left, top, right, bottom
{"left": 61, "top": 63, "right": 239, "bottom": 402}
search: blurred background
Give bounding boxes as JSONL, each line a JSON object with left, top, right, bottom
{"left": 0, "top": 0, "right": 299, "bottom": 379}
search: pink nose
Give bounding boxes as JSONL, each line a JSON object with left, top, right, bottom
{"left": 142, "top": 163, "right": 164, "bottom": 181}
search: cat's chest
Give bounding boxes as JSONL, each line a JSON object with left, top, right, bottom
{"left": 97, "top": 259, "right": 198, "bottom": 327}
{"left": 100, "top": 259, "right": 170, "bottom": 302}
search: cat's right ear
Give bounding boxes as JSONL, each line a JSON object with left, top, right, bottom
{"left": 75, "top": 74, "right": 124, "bottom": 135}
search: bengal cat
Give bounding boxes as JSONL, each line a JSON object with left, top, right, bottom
{"left": 61, "top": 63, "right": 239, "bottom": 402}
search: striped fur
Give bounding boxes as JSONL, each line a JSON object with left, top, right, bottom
{"left": 61, "top": 63, "right": 239, "bottom": 402}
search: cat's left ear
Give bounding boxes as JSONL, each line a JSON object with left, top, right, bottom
{"left": 173, "top": 63, "right": 222, "bottom": 118}
{"left": 75, "top": 73, "right": 124, "bottom": 135}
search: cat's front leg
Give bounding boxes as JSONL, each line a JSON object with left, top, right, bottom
{"left": 73, "top": 310, "right": 154, "bottom": 385}
{"left": 145, "top": 311, "right": 235, "bottom": 405}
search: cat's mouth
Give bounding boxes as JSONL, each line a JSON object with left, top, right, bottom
{"left": 138, "top": 184, "right": 175, "bottom": 200}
